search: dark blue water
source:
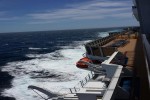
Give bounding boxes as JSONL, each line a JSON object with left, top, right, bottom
{"left": 0, "top": 28, "right": 123, "bottom": 99}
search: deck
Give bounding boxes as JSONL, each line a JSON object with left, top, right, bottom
{"left": 118, "top": 39, "right": 137, "bottom": 67}
{"left": 102, "top": 32, "right": 138, "bottom": 67}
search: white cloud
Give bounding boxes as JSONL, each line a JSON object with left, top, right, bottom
{"left": 0, "top": 11, "right": 6, "bottom": 16}
{"left": 27, "top": 0, "right": 133, "bottom": 24}
{"left": 0, "top": 11, "right": 19, "bottom": 21}
{"left": 28, "top": 21, "right": 54, "bottom": 24}
{"left": 110, "top": 12, "right": 133, "bottom": 18}
{"left": 0, "top": 17, "right": 18, "bottom": 21}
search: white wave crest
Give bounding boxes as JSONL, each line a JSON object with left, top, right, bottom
{"left": 2, "top": 40, "right": 90, "bottom": 100}
{"left": 29, "top": 47, "right": 48, "bottom": 50}
{"left": 97, "top": 32, "right": 109, "bottom": 38}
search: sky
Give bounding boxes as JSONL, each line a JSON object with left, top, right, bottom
{"left": 0, "top": 0, "right": 139, "bottom": 33}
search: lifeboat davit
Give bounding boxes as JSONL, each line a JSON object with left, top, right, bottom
{"left": 76, "top": 57, "right": 92, "bottom": 68}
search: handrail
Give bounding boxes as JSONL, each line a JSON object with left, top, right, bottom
{"left": 58, "top": 71, "right": 95, "bottom": 94}
{"left": 142, "top": 34, "right": 150, "bottom": 86}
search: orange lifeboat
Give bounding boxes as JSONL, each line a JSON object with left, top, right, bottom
{"left": 76, "top": 57, "right": 92, "bottom": 68}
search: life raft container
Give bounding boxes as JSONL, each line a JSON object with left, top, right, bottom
{"left": 76, "top": 57, "right": 92, "bottom": 68}
{"left": 76, "top": 57, "right": 102, "bottom": 68}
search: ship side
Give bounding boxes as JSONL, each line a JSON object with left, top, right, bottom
{"left": 28, "top": 0, "right": 150, "bottom": 99}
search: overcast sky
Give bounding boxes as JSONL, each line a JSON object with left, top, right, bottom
{"left": 0, "top": 0, "right": 139, "bottom": 33}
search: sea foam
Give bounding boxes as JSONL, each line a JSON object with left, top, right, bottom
{"left": 1, "top": 40, "right": 90, "bottom": 100}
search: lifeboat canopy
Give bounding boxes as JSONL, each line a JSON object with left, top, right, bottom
{"left": 76, "top": 57, "right": 92, "bottom": 68}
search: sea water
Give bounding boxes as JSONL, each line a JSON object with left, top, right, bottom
{"left": 0, "top": 28, "right": 123, "bottom": 100}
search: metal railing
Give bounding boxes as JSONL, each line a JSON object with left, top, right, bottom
{"left": 142, "top": 34, "right": 150, "bottom": 86}
{"left": 58, "top": 71, "right": 95, "bottom": 94}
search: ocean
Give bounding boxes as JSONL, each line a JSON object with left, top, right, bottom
{"left": 0, "top": 28, "right": 123, "bottom": 100}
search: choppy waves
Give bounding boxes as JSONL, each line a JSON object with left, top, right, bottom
{"left": 1, "top": 40, "right": 90, "bottom": 100}
{"left": 0, "top": 28, "right": 123, "bottom": 100}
